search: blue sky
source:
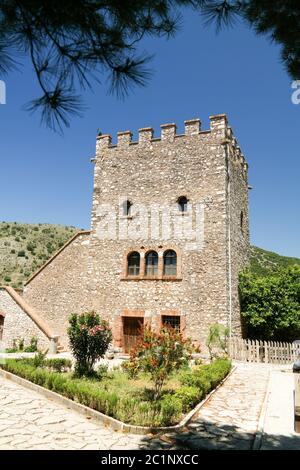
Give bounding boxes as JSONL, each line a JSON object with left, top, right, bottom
{"left": 0, "top": 10, "right": 299, "bottom": 257}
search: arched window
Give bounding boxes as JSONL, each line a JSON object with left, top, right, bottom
{"left": 145, "top": 251, "right": 158, "bottom": 276}
{"left": 123, "top": 200, "right": 132, "bottom": 216}
{"left": 177, "top": 196, "right": 188, "bottom": 213}
{"left": 163, "top": 250, "right": 177, "bottom": 276}
{"left": 127, "top": 252, "right": 140, "bottom": 276}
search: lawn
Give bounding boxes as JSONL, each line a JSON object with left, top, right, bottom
{"left": 0, "top": 357, "right": 231, "bottom": 427}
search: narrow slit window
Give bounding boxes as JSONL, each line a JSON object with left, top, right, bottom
{"left": 177, "top": 196, "right": 188, "bottom": 213}
{"left": 0, "top": 315, "right": 4, "bottom": 341}
{"left": 123, "top": 200, "right": 132, "bottom": 216}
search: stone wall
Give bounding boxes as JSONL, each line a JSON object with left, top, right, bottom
{"left": 88, "top": 115, "right": 250, "bottom": 348}
{"left": 226, "top": 125, "right": 250, "bottom": 337}
{"left": 0, "top": 288, "right": 50, "bottom": 350}
{"left": 23, "top": 232, "right": 92, "bottom": 349}
{"left": 21, "top": 114, "right": 250, "bottom": 352}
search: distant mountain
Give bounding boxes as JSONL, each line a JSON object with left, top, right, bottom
{"left": 0, "top": 222, "right": 299, "bottom": 287}
{"left": 250, "top": 246, "right": 300, "bottom": 277}
{"left": 0, "top": 222, "right": 77, "bottom": 288}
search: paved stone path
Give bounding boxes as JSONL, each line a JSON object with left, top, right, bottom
{"left": 168, "top": 363, "right": 272, "bottom": 450}
{"left": 0, "top": 376, "right": 146, "bottom": 450}
{"left": 0, "top": 363, "right": 293, "bottom": 450}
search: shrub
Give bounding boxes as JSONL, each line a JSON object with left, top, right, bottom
{"left": 17, "top": 250, "right": 25, "bottom": 257}
{"left": 208, "top": 358, "right": 232, "bottom": 385}
{"left": 17, "top": 350, "right": 72, "bottom": 373}
{"left": 96, "top": 364, "right": 109, "bottom": 379}
{"left": 24, "top": 337, "right": 38, "bottom": 353}
{"left": 26, "top": 242, "right": 36, "bottom": 252}
{"left": 174, "top": 386, "right": 201, "bottom": 412}
{"left": 179, "top": 370, "right": 211, "bottom": 394}
{"left": 160, "top": 395, "right": 182, "bottom": 426}
{"left": 121, "top": 357, "right": 139, "bottom": 379}
{"left": 240, "top": 266, "right": 300, "bottom": 340}
{"left": 32, "top": 350, "right": 47, "bottom": 368}
{"left": 180, "top": 358, "right": 231, "bottom": 396}
{"left": 44, "top": 358, "right": 72, "bottom": 373}
{"left": 51, "top": 373, "right": 69, "bottom": 394}
{"left": 31, "top": 367, "right": 49, "bottom": 386}
{"left": 124, "top": 326, "right": 194, "bottom": 399}
{"left": 68, "top": 312, "right": 112, "bottom": 377}
{"left": 206, "top": 323, "right": 229, "bottom": 362}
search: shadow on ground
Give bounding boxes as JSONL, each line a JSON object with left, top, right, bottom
{"left": 260, "top": 433, "right": 300, "bottom": 450}
{"left": 138, "top": 418, "right": 300, "bottom": 450}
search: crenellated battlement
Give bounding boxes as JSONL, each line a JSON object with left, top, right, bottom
{"left": 95, "top": 114, "right": 248, "bottom": 180}
{"left": 96, "top": 115, "right": 222, "bottom": 146}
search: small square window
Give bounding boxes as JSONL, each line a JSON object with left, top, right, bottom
{"left": 162, "top": 315, "right": 180, "bottom": 331}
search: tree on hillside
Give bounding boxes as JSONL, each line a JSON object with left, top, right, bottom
{"left": 239, "top": 265, "right": 300, "bottom": 341}
{"left": 1, "top": 1, "right": 299, "bottom": 130}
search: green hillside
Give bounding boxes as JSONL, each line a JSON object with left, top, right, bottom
{"left": 0, "top": 222, "right": 299, "bottom": 288}
{"left": 0, "top": 222, "right": 78, "bottom": 288}
{"left": 250, "top": 246, "right": 300, "bottom": 277}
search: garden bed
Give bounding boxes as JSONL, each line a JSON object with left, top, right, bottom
{"left": 0, "top": 357, "right": 231, "bottom": 430}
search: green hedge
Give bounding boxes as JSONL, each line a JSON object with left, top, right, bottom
{"left": 179, "top": 358, "right": 232, "bottom": 395}
{"left": 44, "top": 358, "right": 72, "bottom": 373}
{"left": 0, "top": 358, "right": 231, "bottom": 427}
{"left": 18, "top": 357, "right": 72, "bottom": 373}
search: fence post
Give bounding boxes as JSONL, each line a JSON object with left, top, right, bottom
{"left": 264, "top": 341, "right": 267, "bottom": 364}
{"left": 255, "top": 340, "right": 260, "bottom": 363}
{"left": 245, "top": 339, "right": 248, "bottom": 362}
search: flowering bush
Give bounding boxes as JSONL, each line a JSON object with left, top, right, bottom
{"left": 68, "top": 312, "right": 112, "bottom": 377}
{"left": 123, "top": 326, "right": 196, "bottom": 399}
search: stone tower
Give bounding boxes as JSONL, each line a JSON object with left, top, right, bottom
{"left": 88, "top": 114, "right": 250, "bottom": 351}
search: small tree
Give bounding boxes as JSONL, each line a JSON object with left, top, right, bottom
{"left": 68, "top": 312, "right": 112, "bottom": 377}
{"left": 206, "top": 323, "right": 229, "bottom": 362}
{"left": 239, "top": 266, "right": 300, "bottom": 340}
{"left": 124, "top": 326, "right": 195, "bottom": 400}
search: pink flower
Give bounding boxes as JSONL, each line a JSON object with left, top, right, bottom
{"left": 89, "top": 325, "right": 105, "bottom": 336}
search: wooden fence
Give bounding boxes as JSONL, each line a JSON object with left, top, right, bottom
{"left": 229, "top": 338, "right": 300, "bottom": 364}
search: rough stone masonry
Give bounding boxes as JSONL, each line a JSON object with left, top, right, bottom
{"left": 2, "top": 114, "right": 250, "bottom": 352}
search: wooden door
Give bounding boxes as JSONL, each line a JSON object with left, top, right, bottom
{"left": 123, "top": 317, "right": 144, "bottom": 353}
